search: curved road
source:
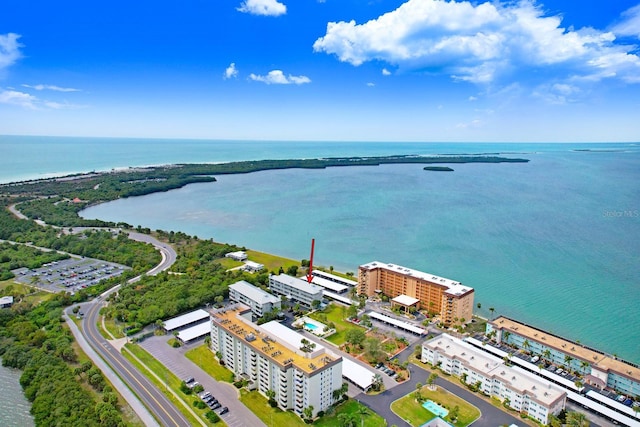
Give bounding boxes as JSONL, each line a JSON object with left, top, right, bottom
{"left": 71, "top": 233, "right": 188, "bottom": 426}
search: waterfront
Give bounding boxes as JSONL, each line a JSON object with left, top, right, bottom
{"left": 0, "top": 362, "right": 34, "bottom": 426}
{"left": 1, "top": 136, "right": 638, "bottom": 361}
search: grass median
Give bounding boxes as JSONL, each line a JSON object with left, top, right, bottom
{"left": 122, "top": 343, "right": 224, "bottom": 426}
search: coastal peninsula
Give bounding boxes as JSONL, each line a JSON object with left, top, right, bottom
{"left": 423, "top": 166, "right": 454, "bottom": 172}
{"left": 0, "top": 154, "right": 529, "bottom": 227}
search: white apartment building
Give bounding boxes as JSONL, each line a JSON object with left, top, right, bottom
{"left": 210, "top": 304, "right": 342, "bottom": 418}
{"left": 229, "top": 280, "right": 281, "bottom": 317}
{"left": 422, "top": 334, "right": 566, "bottom": 424}
{"left": 269, "top": 274, "right": 323, "bottom": 307}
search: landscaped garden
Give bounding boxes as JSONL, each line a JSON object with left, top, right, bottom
{"left": 391, "top": 384, "right": 480, "bottom": 427}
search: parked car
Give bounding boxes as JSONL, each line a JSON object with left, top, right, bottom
{"left": 218, "top": 407, "right": 229, "bottom": 415}
{"left": 211, "top": 402, "right": 222, "bottom": 410}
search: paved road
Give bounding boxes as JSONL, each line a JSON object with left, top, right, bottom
{"left": 80, "top": 301, "right": 190, "bottom": 426}
{"left": 127, "top": 232, "right": 177, "bottom": 275}
{"left": 140, "top": 336, "right": 266, "bottom": 427}
{"left": 69, "top": 233, "right": 189, "bottom": 426}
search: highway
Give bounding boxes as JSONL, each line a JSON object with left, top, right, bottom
{"left": 71, "top": 233, "right": 189, "bottom": 426}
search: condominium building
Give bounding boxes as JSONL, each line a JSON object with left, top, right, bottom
{"left": 488, "top": 316, "right": 640, "bottom": 397}
{"left": 358, "top": 261, "right": 474, "bottom": 324}
{"left": 229, "top": 280, "right": 281, "bottom": 318}
{"left": 209, "top": 304, "right": 342, "bottom": 417}
{"left": 269, "top": 274, "right": 323, "bottom": 307}
{"left": 422, "top": 334, "right": 566, "bottom": 424}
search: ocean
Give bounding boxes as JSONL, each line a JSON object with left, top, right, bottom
{"left": 2, "top": 135, "right": 639, "bottom": 367}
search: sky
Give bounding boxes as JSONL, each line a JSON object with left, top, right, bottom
{"left": 1, "top": 0, "right": 640, "bottom": 142}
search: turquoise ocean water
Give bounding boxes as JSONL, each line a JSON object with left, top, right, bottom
{"left": 2, "top": 136, "right": 639, "bottom": 365}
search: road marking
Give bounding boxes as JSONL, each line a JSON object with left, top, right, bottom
{"left": 84, "top": 304, "right": 185, "bottom": 426}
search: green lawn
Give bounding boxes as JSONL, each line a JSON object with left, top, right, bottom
{"left": 239, "top": 389, "right": 304, "bottom": 427}
{"left": 314, "top": 399, "right": 386, "bottom": 427}
{"left": 185, "top": 345, "right": 235, "bottom": 382}
{"left": 122, "top": 343, "right": 224, "bottom": 426}
{"left": 309, "top": 303, "right": 365, "bottom": 346}
{"left": 245, "top": 250, "right": 299, "bottom": 273}
{"left": 391, "top": 386, "right": 480, "bottom": 427}
{"left": 215, "top": 257, "right": 244, "bottom": 270}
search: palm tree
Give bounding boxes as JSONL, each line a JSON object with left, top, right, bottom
{"left": 542, "top": 349, "right": 551, "bottom": 362}
{"left": 565, "top": 410, "right": 589, "bottom": 427}
{"left": 579, "top": 360, "right": 589, "bottom": 374}
{"left": 564, "top": 354, "right": 574, "bottom": 369}
{"left": 523, "top": 339, "right": 531, "bottom": 352}
{"left": 428, "top": 372, "right": 439, "bottom": 390}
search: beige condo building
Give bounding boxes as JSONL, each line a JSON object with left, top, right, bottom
{"left": 358, "top": 261, "right": 474, "bottom": 324}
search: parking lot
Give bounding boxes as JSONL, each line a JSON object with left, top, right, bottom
{"left": 12, "top": 257, "right": 129, "bottom": 293}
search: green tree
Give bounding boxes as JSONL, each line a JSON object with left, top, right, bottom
{"left": 566, "top": 411, "right": 589, "bottom": 427}
{"left": 286, "top": 265, "right": 298, "bottom": 276}
{"left": 302, "top": 405, "right": 314, "bottom": 421}
{"left": 428, "top": 372, "right": 438, "bottom": 390}
{"left": 448, "top": 405, "right": 460, "bottom": 422}
{"left": 345, "top": 328, "right": 366, "bottom": 347}
{"left": 363, "top": 337, "right": 385, "bottom": 364}
{"left": 312, "top": 299, "right": 321, "bottom": 310}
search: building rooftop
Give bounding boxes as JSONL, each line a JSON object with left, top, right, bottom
{"left": 360, "top": 261, "right": 473, "bottom": 294}
{"left": 270, "top": 274, "right": 323, "bottom": 295}
{"left": 392, "top": 294, "right": 420, "bottom": 306}
{"left": 342, "top": 358, "right": 375, "bottom": 390}
{"left": 367, "top": 311, "right": 426, "bottom": 335}
{"left": 425, "top": 334, "right": 566, "bottom": 406}
{"left": 491, "top": 317, "right": 640, "bottom": 382}
{"left": 163, "top": 309, "right": 209, "bottom": 331}
{"left": 312, "top": 270, "right": 357, "bottom": 286}
{"left": 230, "top": 280, "right": 280, "bottom": 305}
{"left": 177, "top": 321, "right": 211, "bottom": 342}
{"left": 310, "top": 275, "right": 349, "bottom": 293}
{"left": 211, "top": 305, "right": 340, "bottom": 375}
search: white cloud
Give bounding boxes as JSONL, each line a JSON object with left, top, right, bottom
{"left": 237, "top": 0, "right": 286, "bottom": 16}
{"left": 223, "top": 63, "right": 239, "bottom": 79}
{"left": 533, "top": 82, "right": 582, "bottom": 104}
{"left": 382, "top": 68, "right": 391, "bottom": 76}
{"left": 313, "top": 0, "right": 640, "bottom": 85}
{"left": 456, "top": 119, "right": 483, "bottom": 128}
{"left": 42, "top": 100, "right": 87, "bottom": 110}
{"left": 0, "top": 33, "right": 23, "bottom": 70}
{"left": 249, "top": 70, "right": 311, "bottom": 84}
{"left": 611, "top": 4, "right": 640, "bottom": 39}
{"left": 22, "top": 84, "right": 80, "bottom": 92}
{"left": 468, "top": 96, "right": 478, "bottom": 101}
{"left": 0, "top": 89, "right": 37, "bottom": 109}
{"left": 366, "top": 82, "right": 375, "bottom": 87}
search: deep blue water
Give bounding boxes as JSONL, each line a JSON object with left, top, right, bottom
{"left": 2, "top": 136, "right": 639, "bottom": 363}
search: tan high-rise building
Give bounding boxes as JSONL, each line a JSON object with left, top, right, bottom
{"left": 358, "top": 261, "right": 474, "bottom": 324}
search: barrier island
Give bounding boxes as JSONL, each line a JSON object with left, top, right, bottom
{"left": 0, "top": 155, "right": 528, "bottom": 227}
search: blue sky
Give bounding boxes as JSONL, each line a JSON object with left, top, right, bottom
{"left": 1, "top": 0, "right": 639, "bottom": 142}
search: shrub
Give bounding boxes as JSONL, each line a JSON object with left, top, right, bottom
{"left": 193, "top": 384, "right": 204, "bottom": 393}
{"left": 205, "top": 411, "right": 220, "bottom": 424}
{"left": 317, "top": 411, "right": 325, "bottom": 418}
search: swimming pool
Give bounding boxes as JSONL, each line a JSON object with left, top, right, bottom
{"left": 422, "top": 400, "right": 449, "bottom": 418}
{"left": 304, "top": 322, "right": 318, "bottom": 330}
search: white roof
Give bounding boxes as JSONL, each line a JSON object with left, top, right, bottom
{"left": 244, "top": 261, "right": 264, "bottom": 269}
{"left": 177, "top": 321, "right": 211, "bottom": 342}
{"left": 0, "top": 296, "right": 14, "bottom": 305}
{"left": 425, "top": 334, "right": 565, "bottom": 406}
{"left": 322, "top": 290, "right": 358, "bottom": 306}
{"left": 312, "top": 270, "right": 357, "bottom": 286}
{"left": 226, "top": 251, "right": 247, "bottom": 259}
{"left": 271, "top": 274, "right": 323, "bottom": 295}
{"left": 261, "top": 320, "right": 325, "bottom": 357}
{"left": 342, "top": 358, "right": 375, "bottom": 390}
{"left": 311, "top": 275, "right": 349, "bottom": 293}
{"left": 360, "top": 261, "right": 473, "bottom": 295}
{"left": 391, "top": 294, "right": 419, "bottom": 306}
{"left": 230, "top": 280, "right": 279, "bottom": 304}
{"left": 163, "top": 309, "right": 209, "bottom": 331}
{"left": 367, "top": 311, "right": 426, "bottom": 335}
